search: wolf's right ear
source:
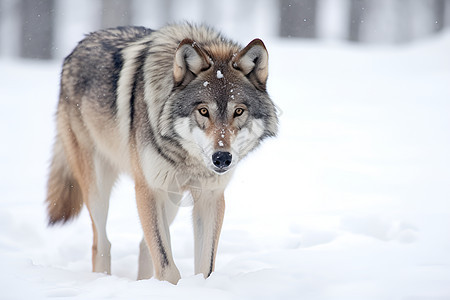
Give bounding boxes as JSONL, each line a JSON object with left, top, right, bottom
{"left": 173, "top": 39, "right": 211, "bottom": 87}
{"left": 232, "top": 39, "right": 268, "bottom": 91}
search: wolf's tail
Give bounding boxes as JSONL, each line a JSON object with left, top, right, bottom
{"left": 46, "top": 136, "right": 83, "bottom": 226}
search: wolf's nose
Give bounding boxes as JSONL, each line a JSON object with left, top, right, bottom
{"left": 212, "top": 151, "right": 232, "bottom": 169}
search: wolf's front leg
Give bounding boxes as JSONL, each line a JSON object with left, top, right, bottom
{"left": 193, "top": 190, "right": 225, "bottom": 278}
{"left": 137, "top": 237, "right": 153, "bottom": 280}
{"left": 135, "top": 181, "right": 181, "bottom": 284}
{"left": 137, "top": 199, "right": 179, "bottom": 280}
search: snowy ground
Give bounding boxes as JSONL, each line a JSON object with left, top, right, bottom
{"left": 1, "top": 32, "right": 450, "bottom": 300}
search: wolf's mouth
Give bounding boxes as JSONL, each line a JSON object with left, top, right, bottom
{"left": 212, "top": 168, "right": 230, "bottom": 175}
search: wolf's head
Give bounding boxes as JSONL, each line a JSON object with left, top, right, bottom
{"left": 165, "top": 37, "right": 278, "bottom": 175}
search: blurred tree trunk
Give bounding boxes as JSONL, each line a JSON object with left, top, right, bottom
{"left": 202, "top": 0, "right": 220, "bottom": 27}
{"left": 395, "top": 0, "right": 412, "bottom": 43}
{"left": 434, "top": 0, "right": 446, "bottom": 31}
{"left": 161, "top": 0, "right": 173, "bottom": 24}
{"left": 279, "top": 0, "right": 317, "bottom": 38}
{"left": 0, "top": 0, "right": 2, "bottom": 51}
{"left": 101, "top": 0, "right": 132, "bottom": 29}
{"left": 20, "top": 0, "right": 55, "bottom": 59}
{"left": 348, "top": 0, "right": 369, "bottom": 42}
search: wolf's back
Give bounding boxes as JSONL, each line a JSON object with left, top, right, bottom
{"left": 47, "top": 27, "right": 154, "bottom": 225}
{"left": 59, "top": 26, "right": 153, "bottom": 110}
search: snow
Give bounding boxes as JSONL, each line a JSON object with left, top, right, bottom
{"left": 216, "top": 70, "right": 224, "bottom": 79}
{"left": 1, "top": 32, "right": 450, "bottom": 299}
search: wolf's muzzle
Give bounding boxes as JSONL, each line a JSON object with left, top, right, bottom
{"left": 212, "top": 151, "right": 232, "bottom": 172}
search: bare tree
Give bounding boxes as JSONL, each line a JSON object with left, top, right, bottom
{"left": 161, "top": 0, "right": 173, "bottom": 24}
{"left": 279, "top": 0, "right": 317, "bottom": 38}
{"left": 348, "top": 0, "right": 369, "bottom": 42}
{"left": 434, "top": 0, "right": 446, "bottom": 32}
{"left": 394, "top": 0, "right": 412, "bottom": 43}
{"left": 0, "top": 0, "right": 2, "bottom": 51}
{"left": 20, "top": 0, "right": 55, "bottom": 59}
{"left": 101, "top": 0, "right": 132, "bottom": 29}
{"left": 201, "top": 0, "right": 221, "bottom": 28}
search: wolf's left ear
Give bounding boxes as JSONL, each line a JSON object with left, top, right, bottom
{"left": 232, "top": 39, "right": 268, "bottom": 91}
{"left": 173, "top": 39, "right": 211, "bottom": 87}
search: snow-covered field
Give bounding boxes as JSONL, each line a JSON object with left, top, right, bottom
{"left": 1, "top": 32, "right": 450, "bottom": 300}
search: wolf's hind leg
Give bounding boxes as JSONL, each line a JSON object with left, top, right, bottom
{"left": 86, "top": 155, "right": 118, "bottom": 275}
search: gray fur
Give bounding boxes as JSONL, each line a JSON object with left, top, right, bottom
{"left": 59, "top": 23, "right": 277, "bottom": 176}
{"left": 46, "top": 23, "right": 278, "bottom": 283}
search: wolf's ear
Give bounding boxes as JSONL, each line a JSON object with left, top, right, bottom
{"left": 173, "top": 39, "right": 211, "bottom": 87}
{"left": 232, "top": 39, "right": 268, "bottom": 91}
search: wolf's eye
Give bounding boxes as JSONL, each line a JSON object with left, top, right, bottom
{"left": 199, "top": 108, "right": 209, "bottom": 117}
{"left": 234, "top": 108, "right": 244, "bottom": 117}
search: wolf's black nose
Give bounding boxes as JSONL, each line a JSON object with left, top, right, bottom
{"left": 212, "top": 151, "right": 232, "bottom": 169}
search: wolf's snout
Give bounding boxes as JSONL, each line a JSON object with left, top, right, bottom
{"left": 212, "top": 151, "right": 232, "bottom": 170}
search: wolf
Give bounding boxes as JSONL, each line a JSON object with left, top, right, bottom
{"left": 46, "top": 23, "right": 278, "bottom": 284}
